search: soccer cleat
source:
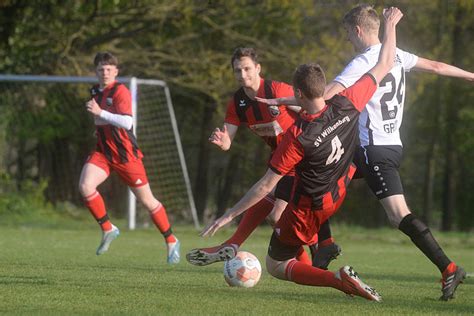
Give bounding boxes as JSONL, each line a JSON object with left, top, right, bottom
{"left": 312, "top": 243, "right": 342, "bottom": 270}
{"left": 186, "top": 244, "right": 238, "bottom": 266}
{"left": 96, "top": 225, "right": 120, "bottom": 255}
{"left": 439, "top": 264, "right": 466, "bottom": 301}
{"left": 167, "top": 239, "right": 181, "bottom": 264}
{"left": 335, "top": 266, "right": 382, "bottom": 302}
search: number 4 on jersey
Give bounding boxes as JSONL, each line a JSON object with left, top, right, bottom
{"left": 326, "top": 136, "right": 344, "bottom": 165}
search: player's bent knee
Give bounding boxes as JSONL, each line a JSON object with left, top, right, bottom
{"left": 380, "top": 195, "right": 411, "bottom": 227}
{"left": 265, "top": 255, "right": 290, "bottom": 281}
{"left": 132, "top": 186, "right": 158, "bottom": 211}
{"left": 387, "top": 209, "right": 411, "bottom": 227}
{"left": 78, "top": 182, "right": 96, "bottom": 197}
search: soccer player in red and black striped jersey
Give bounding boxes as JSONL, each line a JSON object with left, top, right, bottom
{"left": 187, "top": 48, "right": 340, "bottom": 267}
{"left": 79, "top": 52, "right": 180, "bottom": 263}
{"left": 199, "top": 7, "right": 404, "bottom": 301}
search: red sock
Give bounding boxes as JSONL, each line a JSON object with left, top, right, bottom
{"left": 295, "top": 247, "right": 312, "bottom": 265}
{"left": 285, "top": 259, "right": 344, "bottom": 291}
{"left": 319, "top": 237, "right": 335, "bottom": 248}
{"left": 224, "top": 196, "right": 274, "bottom": 247}
{"left": 150, "top": 203, "right": 176, "bottom": 243}
{"left": 84, "top": 191, "right": 112, "bottom": 231}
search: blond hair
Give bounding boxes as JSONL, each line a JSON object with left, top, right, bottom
{"left": 343, "top": 4, "right": 380, "bottom": 35}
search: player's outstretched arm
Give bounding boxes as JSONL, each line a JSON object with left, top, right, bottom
{"left": 208, "top": 123, "right": 238, "bottom": 151}
{"left": 414, "top": 57, "right": 474, "bottom": 82}
{"left": 323, "top": 81, "right": 346, "bottom": 100}
{"left": 200, "top": 169, "right": 282, "bottom": 237}
{"left": 255, "top": 96, "right": 298, "bottom": 106}
{"left": 369, "top": 7, "right": 403, "bottom": 82}
{"left": 255, "top": 96, "right": 301, "bottom": 114}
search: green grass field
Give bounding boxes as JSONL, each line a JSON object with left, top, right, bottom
{"left": 0, "top": 223, "right": 473, "bottom": 315}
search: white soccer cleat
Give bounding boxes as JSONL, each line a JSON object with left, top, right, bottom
{"left": 167, "top": 239, "right": 181, "bottom": 264}
{"left": 335, "top": 266, "right": 382, "bottom": 302}
{"left": 96, "top": 225, "right": 120, "bottom": 256}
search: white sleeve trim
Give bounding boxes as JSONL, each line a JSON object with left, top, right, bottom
{"left": 98, "top": 110, "right": 133, "bottom": 130}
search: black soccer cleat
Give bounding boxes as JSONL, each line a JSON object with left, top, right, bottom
{"left": 439, "top": 265, "right": 466, "bottom": 301}
{"left": 186, "top": 244, "right": 238, "bottom": 266}
{"left": 312, "top": 243, "right": 342, "bottom": 270}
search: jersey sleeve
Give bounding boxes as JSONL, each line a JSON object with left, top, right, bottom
{"left": 333, "top": 55, "right": 371, "bottom": 88}
{"left": 397, "top": 48, "right": 418, "bottom": 72}
{"left": 269, "top": 125, "right": 304, "bottom": 175}
{"left": 339, "top": 74, "right": 377, "bottom": 112}
{"left": 113, "top": 85, "right": 133, "bottom": 116}
{"left": 224, "top": 98, "right": 241, "bottom": 126}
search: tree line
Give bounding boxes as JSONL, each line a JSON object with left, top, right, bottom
{"left": 0, "top": 0, "right": 473, "bottom": 230}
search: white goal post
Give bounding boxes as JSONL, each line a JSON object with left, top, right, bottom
{"left": 0, "top": 74, "right": 199, "bottom": 229}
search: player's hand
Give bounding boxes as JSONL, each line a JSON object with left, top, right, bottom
{"left": 209, "top": 125, "right": 231, "bottom": 151}
{"left": 200, "top": 215, "right": 232, "bottom": 237}
{"left": 255, "top": 96, "right": 280, "bottom": 106}
{"left": 86, "top": 98, "right": 102, "bottom": 116}
{"left": 383, "top": 7, "right": 403, "bottom": 26}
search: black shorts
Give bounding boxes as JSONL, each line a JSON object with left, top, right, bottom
{"left": 267, "top": 231, "right": 300, "bottom": 261}
{"left": 274, "top": 175, "right": 294, "bottom": 202}
{"left": 353, "top": 145, "right": 404, "bottom": 199}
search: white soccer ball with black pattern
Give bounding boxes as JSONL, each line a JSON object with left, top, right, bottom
{"left": 223, "top": 251, "right": 262, "bottom": 288}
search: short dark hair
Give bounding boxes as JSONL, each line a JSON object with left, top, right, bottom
{"left": 231, "top": 47, "right": 259, "bottom": 68}
{"left": 292, "top": 63, "right": 326, "bottom": 99}
{"left": 93, "top": 52, "right": 118, "bottom": 67}
{"left": 343, "top": 4, "right": 380, "bottom": 34}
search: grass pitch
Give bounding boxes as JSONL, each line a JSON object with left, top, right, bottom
{"left": 0, "top": 223, "right": 472, "bottom": 315}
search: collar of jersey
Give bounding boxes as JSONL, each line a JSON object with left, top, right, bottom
{"left": 364, "top": 43, "right": 382, "bottom": 53}
{"left": 300, "top": 104, "right": 328, "bottom": 121}
{"left": 101, "top": 80, "right": 118, "bottom": 92}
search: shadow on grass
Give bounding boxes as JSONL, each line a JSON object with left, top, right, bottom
{"left": 0, "top": 275, "right": 53, "bottom": 285}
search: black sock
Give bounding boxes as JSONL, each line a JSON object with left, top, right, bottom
{"left": 318, "top": 219, "right": 333, "bottom": 243}
{"left": 309, "top": 244, "right": 318, "bottom": 259}
{"left": 398, "top": 214, "right": 451, "bottom": 273}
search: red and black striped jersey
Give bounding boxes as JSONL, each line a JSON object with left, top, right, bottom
{"left": 224, "top": 78, "right": 298, "bottom": 151}
{"left": 90, "top": 81, "right": 143, "bottom": 164}
{"left": 269, "top": 74, "right": 377, "bottom": 210}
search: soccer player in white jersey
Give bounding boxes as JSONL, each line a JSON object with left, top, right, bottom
{"left": 258, "top": 4, "right": 473, "bottom": 301}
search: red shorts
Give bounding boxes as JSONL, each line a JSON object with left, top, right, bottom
{"left": 86, "top": 151, "right": 149, "bottom": 188}
{"left": 274, "top": 192, "right": 346, "bottom": 247}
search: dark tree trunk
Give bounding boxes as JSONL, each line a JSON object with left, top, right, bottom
{"left": 441, "top": 4, "right": 463, "bottom": 231}
{"left": 216, "top": 152, "right": 240, "bottom": 217}
{"left": 194, "top": 101, "right": 215, "bottom": 221}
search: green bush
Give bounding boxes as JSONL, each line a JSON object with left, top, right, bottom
{"left": 0, "top": 173, "right": 88, "bottom": 227}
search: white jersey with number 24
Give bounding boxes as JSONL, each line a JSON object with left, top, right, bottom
{"left": 334, "top": 44, "right": 418, "bottom": 146}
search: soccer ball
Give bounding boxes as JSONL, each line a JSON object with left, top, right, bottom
{"left": 223, "top": 251, "right": 262, "bottom": 288}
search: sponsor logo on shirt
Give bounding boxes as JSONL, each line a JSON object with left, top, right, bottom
{"left": 239, "top": 99, "right": 246, "bottom": 107}
{"left": 106, "top": 97, "right": 113, "bottom": 106}
{"left": 249, "top": 120, "right": 283, "bottom": 137}
{"left": 395, "top": 54, "right": 402, "bottom": 66}
{"left": 268, "top": 105, "right": 280, "bottom": 117}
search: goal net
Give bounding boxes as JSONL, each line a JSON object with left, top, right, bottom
{"left": 0, "top": 75, "right": 199, "bottom": 229}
